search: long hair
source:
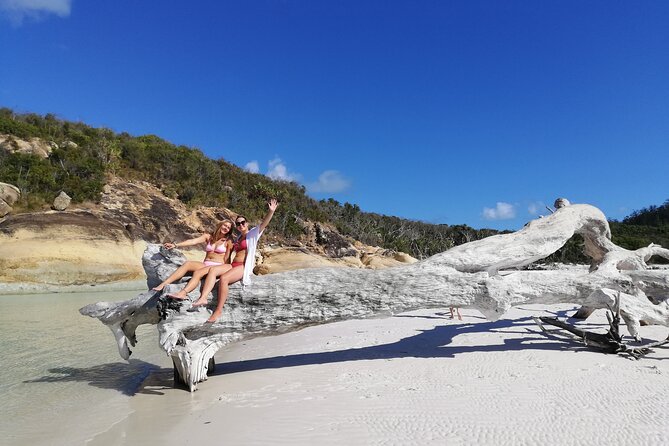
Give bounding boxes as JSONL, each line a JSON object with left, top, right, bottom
{"left": 212, "top": 219, "right": 234, "bottom": 241}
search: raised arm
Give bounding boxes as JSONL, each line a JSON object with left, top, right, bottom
{"left": 163, "top": 233, "right": 209, "bottom": 250}
{"left": 258, "top": 199, "right": 279, "bottom": 233}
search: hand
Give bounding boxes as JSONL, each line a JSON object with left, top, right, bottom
{"left": 268, "top": 198, "right": 279, "bottom": 212}
{"left": 163, "top": 242, "right": 176, "bottom": 250}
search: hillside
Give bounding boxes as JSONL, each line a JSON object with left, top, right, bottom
{"left": 0, "top": 109, "right": 667, "bottom": 271}
{"left": 0, "top": 108, "right": 496, "bottom": 260}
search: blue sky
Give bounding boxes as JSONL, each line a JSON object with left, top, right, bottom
{"left": 1, "top": 1, "right": 667, "bottom": 230}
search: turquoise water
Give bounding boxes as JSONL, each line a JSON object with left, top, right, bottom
{"left": 0, "top": 290, "right": 172, "bottom": 446}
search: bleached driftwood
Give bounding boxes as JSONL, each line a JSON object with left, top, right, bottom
{"left": 80, "top": 203, "right": 669, "bottom": 391}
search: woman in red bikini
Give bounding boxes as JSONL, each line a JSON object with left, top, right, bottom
{"left": 152, "top": 219, "right": 234, "bottom": 292}
{"left": 190, "top": 199, "right": 278, "bottom": 323}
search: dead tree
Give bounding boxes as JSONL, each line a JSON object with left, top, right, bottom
{"left": 81, "top": 202, "right": 669, "bottom": 391}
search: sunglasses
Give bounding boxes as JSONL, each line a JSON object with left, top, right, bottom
{"left": 235, "top": 220, "right": 247, "bottom": 226}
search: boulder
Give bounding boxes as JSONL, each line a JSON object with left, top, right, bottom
{"left": 52, "top": 191, "right": 72, "bottom": 211}
{"left": 0, "top": 134, "right": 53, "bottom": 158}
{"left": 0, "top": 182, "right": 20, "bottom": 206}
{"left": 0, "top": 199, "right": 11, "bottom": 217}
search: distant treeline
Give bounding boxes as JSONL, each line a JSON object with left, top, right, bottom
{"left": 0, "top": 108, "right": 666, "bottom": 262}
{"left": 612, "top": 199, "right": 669, "bottom": 262}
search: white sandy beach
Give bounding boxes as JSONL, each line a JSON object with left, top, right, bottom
{"left": 88, "top": 304, "right": 669, "bottom": 446}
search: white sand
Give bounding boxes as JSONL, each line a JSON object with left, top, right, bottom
{"left": 87, "top": 304, "right": 669, "bottom": 445}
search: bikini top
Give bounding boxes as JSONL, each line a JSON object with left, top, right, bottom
{"left": 205, "top": 241, "right": 227, "bottom": 254}
{"left": 232, "top": 237, "right": 247, "bottom": 252}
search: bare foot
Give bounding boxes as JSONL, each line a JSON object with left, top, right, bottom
{"left": 167, "top": 291, "right": 188, "bottom": 300}
{"left": 205, "top": 310, "right": 222, "bottom": 324}
{"left": 190, "top": 298, "right": 208, "bottom": 307}
{"left": 152, "top": 283, "right": 166, "bottom": 291}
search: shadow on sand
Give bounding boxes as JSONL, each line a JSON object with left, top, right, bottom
{"left": 23, "top": 359, "right": 166, "bottom": 396}
{"left": 213, "top": 307, "right": 596, "bottom": 377}
{"left": 26, "top": 307, "right": 621, "bottom": 394}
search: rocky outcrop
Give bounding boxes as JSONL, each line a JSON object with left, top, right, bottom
{"left": 0, "top": 182, "right": 20, "bottom": 217}
{"left": 0, "top": 182, "right": 20, "bottom": 205}
{"left": 52, "top": 191, "right": 71, "bottom": 211}
{"left": 0, "top": 175, "right": 229, "bottom": 285}
{"left": 0, "top": 134, "right": 55, "bottom": 158}
{"left": 99, "top": 176, "right": 236, "bottom": 244}
{"left": 0, "top": 200, "right": 11, "bottom": 218}
{"left": 0, "top": 175, "right": 415, "bottom": 287}
{"left": 0, "top": 210, "right": 147, "bottom": 285}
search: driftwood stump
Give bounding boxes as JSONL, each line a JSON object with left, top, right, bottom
{"left": 533, "top": 293, "right": 669, "bottom": 358}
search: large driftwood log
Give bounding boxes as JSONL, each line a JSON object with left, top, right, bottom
{"left": 80, "top": 203, "right": 669, "bottom": 391}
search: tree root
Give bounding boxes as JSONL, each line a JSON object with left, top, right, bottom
{"left": 533, "top": 293, "right": 669, "bottom": 359}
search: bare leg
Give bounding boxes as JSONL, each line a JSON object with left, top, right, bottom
{"left": 167, "top": 266, "right": 215, "bottom": 299}
{"left": 190, "top": 264, "right": 234, "bottom": 306}
{"left": 153, "top": 261, "right": 205, "bottom": 291}
{"left": 206, "top": 267, "right": 244, "bottom": 323}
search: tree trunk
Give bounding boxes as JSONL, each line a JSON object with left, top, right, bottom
{"left": 80, "top": 203, "right": 669, "bottom": 391}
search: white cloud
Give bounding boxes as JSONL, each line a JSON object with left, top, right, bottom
{"left": 244, "top": 160, "right": 260, "bottom": 174}
{"left": 0, "top": 0, "right": 72, "bottom": 24}
{"left": 254, "top": 156, "right": 350, "bottom": 195}
{"left": 482, "top": 202, "right": 516, "bottom": 220}
{"left": 307, "top": 170, "right": 351, "bottom": 194}
{"left": 527, "top": 201, "right": 545, "bottom": 215}
{"left": 266, "top": 157, "right": 299, "bottom": 182}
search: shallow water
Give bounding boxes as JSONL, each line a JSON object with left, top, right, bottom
{"left": 0, "top": 290, "right": 172, "bottom": 446}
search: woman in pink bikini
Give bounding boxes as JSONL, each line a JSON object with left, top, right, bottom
{"left": 184, "top": 199, "right": 278, "bottom": 323}
{"left": 152, "top": 219, "right": 234, "bottom": 292}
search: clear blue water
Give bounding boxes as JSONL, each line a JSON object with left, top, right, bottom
{"left": 0, "top": 289, "right": 172, "bottom": 446}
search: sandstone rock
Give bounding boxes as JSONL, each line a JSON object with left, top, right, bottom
{"left": 259, "top": 247, "right": 346, "bottom": 274}
{"left": 393, "top": 252, "right": 417, "bottom": 264}
{"left": 0, "top": 134, "right": 53, "bottom": 158}
{"left": 0, "top": 182, "right": 20, "bottom": 206}
{"left": 53, "top": 191, "right": 72, "bottom": 211}
{"left": 0, "top": 210, "right": 147, "bottom": 285}
{"left": 361, "top": 253, "right": 403, "bottom": 269}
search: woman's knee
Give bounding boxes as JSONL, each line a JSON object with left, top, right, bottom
{"left": 195, "top": 267, "right": 210, "bottom": 277}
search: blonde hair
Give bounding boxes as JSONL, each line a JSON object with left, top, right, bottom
{"left": 212, "top": 219, "right": 234, "bottom": 241}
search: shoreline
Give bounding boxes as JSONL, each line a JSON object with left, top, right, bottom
{"left": 0, "top": 278, "right": 148, "bottom": 296}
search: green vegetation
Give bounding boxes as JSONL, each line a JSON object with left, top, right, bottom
{"left": 610, "top": 201, "right": 669, "bottom": 263}
{"left": 0, "top": 108, "right": 666, "bottom": 263}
